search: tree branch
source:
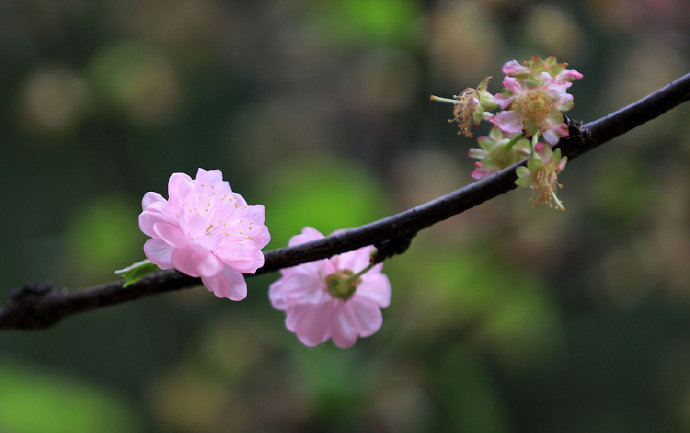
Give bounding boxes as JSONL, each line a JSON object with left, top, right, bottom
{"left": 2, "top": 72, "right": 689, "bottom": 331}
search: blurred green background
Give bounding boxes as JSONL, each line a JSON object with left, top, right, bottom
{"left": 1, "top": 0, "right": 689, "bottom": 431}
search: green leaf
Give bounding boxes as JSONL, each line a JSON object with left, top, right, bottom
{"left": 115, "top": 259, "right": 160, "bottom": 287}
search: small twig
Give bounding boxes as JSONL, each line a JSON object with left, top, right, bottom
{"left": 1, "top": 72, "right": 689, "bottom": 331}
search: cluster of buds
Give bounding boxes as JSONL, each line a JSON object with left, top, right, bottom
{"left": 432, "top": 56, "right": 582, "bottom": 210}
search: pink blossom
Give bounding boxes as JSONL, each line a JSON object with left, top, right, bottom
{"left": 269, "top": 227, "right": 392, "bottom": 348}
{"left": 469, "top": 127, "right": 530, "bottom": 179}
{"left": 139, "top": 168, "right": 270, "bottom": 300}
{"left": 492, "top": 56, "right": 582, "bottom": 144}
{"left": 516, "top": 142, "right": 568, "bottom": 210}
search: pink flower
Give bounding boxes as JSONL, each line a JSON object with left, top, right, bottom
{"left": 139, "top": 168, "right": 270, "bottom": 300}
{"left": 469, "top": 127, "right": 530, "bottom": 179}
{"left": 492, "top": 56, "right": 582, "bottom": 144}
{"left": 269, "top": 227, "right": 392, "bottom": 348}
{"left": 516, "top": 142, "right": 568, "bottom": 210}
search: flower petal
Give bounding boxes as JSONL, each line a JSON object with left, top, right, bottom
{"left": 494, "top": 93, "right": 515, "bottom": 110}
{"left": 168, "top": 173, "right": 194, "bottom": 206}
{"left": 502, "top": 76, "right": 522, "bottom": 94}
{"left": 542, "top": 129, "right": 559, "bottom": 145}
{"left": 195, "top": 168, "right": 224, "bottom": 186}
{"left": 291, "top": 301, "right": 335, "bottom": 346}
{"left": 288, "top": 227, "right": 325, "bottom": 247}
{"left": 336, "top": 246, "right": 373, "bottom": 273}
{"left": 555, "top": 69, "right": 583, "bottom": 81}
{"left": 144, "top": 239, "right": 174, "bottom": 269}
{"left": 153, "top": 221, "right": 188, "bottom": 248}
{"left": 348, "top": 296, "right": 383, "bottom": 337}
{"left": 138, "top": 210, "right": 169, "bottom": 238}
{"left": 202, "top": 267, "right": 247, "bottom": 300}
{"left": 171, "top": 244, "right": 214, "bottom": 277}
{"left": 142, "top": 192, "right": 166, "bottom": 210}
{"left": 502, "top": 60, "right": 530, "bottom": 76}
{"left": 275, "top": 272, "right": 325, "bottom": 305}
{"left": 491, "top": 111, "right": 523, "bottom": 135}
{"left": 331, "top": 303, "right": 360, "bottom": 348}
{"left": 357, "top": 273, "right": 392, "bottom": 308}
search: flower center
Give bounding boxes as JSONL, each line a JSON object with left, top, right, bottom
{"left": 325, "top": 270, "right": 361, "bottom": 301}
{"left": 519, "top": 90, "right": 553, "bottom": 134}
{"left": 450, "top": 88, "right": 479, "bottom": 138}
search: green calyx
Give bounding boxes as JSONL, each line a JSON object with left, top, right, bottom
{"left": 326, "top": 270, "right": 361, "bottom": 301}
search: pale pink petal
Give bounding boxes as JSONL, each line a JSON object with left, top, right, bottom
{"left": 171, "top": 244, "right": 213, "bottom": 277}
{"left": 555, "top": 69, "right": 583, "bottom": 81}
{"left": 502, "top": 76, "right": 522, "bottom": 94}
{"left": 288, "top": 227, "right": 324, "bottom": 247}
{"left": 503, "top": 60, "right": 530, "bottom": 75}
{"left": 538, "top": 71, "right": 552, "bottom": 82}
{"left": 336, "top": 247, "right": 373, "bottom": 273}
{"left": 279, "top": 259, "right": 332, "bottom": 279}
{"left": 194, "top": 168, "right": 223, "bottom": 186}
{"left": 153, "top": 221, "right": 188, "bottom": 248}
{"left": 292, "top": 301, "right": 336, "bottom": 346}
{"left": 202, "top": 266, "right": 247, "bottom": 300}
{"left": 220, "top": 250, "right": 265, "bottom": 273}
{"left": 542, "top": 129, "right": 559, "bottom": 145}
{"left": 138, "top": 210, "right": 170, "bottom": 238}
{"left": 472, "top": 162, "right": 495, "bottom": 180}
{"left": 357, "top": 273, "right": 392, "bottom": 308}
{"left": 491, "top": 111, "right": 523, "bottom": 135}
{"left": 168, "top": 172, "right": 193, "bottom": 197}
{"left": 240, "top": 204, "right": 266, "bottom": 226}
{"left": 348, "top": 296, "right": 383, "bottom": 337}
{"left": 269, "top": 280, "right": 289, "bottom": 310}
{"left": 144, "top": 239, "right": 174, "bottom": 269}
{"left": 285, "top": 304, "right": 305, "bottom": 332}
{"left": 468, "top": 148, "right": 488, "bottom": 159}
{"left": 184, "top": 213, "right": 208, "bottom": 237}
{"left": 142, "top": 192, "right": 166, "bottom": 210}
{"left": 271, "top": 272, "right": 325, "bottom": 306}
{"left": 231, "top": 192, "right": 248, "bottom": 208}
{"left": 215, "top": 236, "right": 263, "bottom": 266}
{"left": 553, "top": 93, "right": 573, "bottom": 111}
{"left": 196, "top": 251, "right": 224, "bottom": 277}
{"left": 543, "top": 121, "right": 569, "bottom": 145}
{"left": 494, "top": 93, "right": 515, "bottom": 110}
{"left": 330, "top": 303, "right": 359, "bottom": 348}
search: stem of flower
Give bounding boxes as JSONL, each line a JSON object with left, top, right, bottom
{"left": 531, "top": 134, "right": 539, "bottom": 156}
{"left": 351, "top": 263, "right": 376, "bottom": 280}
{"left": 505, "top": 133, "right": 524, "bottom": 150}
{"left": 429, "top": 95, "right": 458, "bottom": 104}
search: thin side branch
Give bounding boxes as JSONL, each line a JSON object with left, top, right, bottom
{"left": 2, "top": 72, "right": 689, "bottom": 331}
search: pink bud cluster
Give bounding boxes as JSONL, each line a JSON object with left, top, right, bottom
{"left": 433, "top": 56, "right": 582, "bottom": 209}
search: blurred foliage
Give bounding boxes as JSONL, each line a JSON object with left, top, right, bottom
{"left": 260, "top": 157, "right": 388, "bottom": 247}
{"left": 0, "top": 0, "right": 689, "bottom": 432}
{"left": 0, "top": 360, "right": 140, "bottom": 433}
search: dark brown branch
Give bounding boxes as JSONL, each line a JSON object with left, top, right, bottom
{"left": 2, "top": 72, "right": 689, "bottom": 331}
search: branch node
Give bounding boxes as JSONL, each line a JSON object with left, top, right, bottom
{"left": 10, "top": 283, "right": 56, "bottom": 302}
{"left": 371, "top": 232, "right": 417, "bottom": 264}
